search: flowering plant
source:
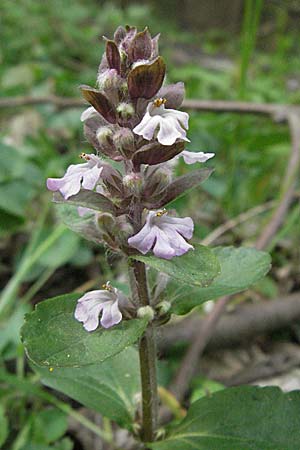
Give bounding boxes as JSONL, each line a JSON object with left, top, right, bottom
{"left": 21, "top": 26, "right": 283, "bottom": 449}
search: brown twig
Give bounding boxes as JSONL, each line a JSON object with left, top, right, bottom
{"left": 256, "top": 112, "right": 300, "bottom": 250}
{"left": 0, "top": 95, "right": 84, "bottom": 109}
{"left": 183, "top": 99, "right": 299, "bottom": 119}
{"left": 226, "top": 343, "right": 300, "bottom": 387}
{"left": 168, "top": 295, "right": 230, "bottom": 400}
{"left": 168, "top": 110, "right": 300, "bottom": 404}
{"left": 1, "top": 95, "right": 300, "bottom": 121}
{"left": 159, "top": 292, "right": 300, "bottom": 353}
{"left": 201, "top": 200, "right": 275, "bottom": 246}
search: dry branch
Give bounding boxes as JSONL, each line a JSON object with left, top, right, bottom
{"left": 0, "top": 95, "right": 84, "bottom": 109}
{"left": 1, "top": 95, "right": 300, "bottom": 122}
{"left": 168, "top": 108, "right": 300, "bottom": 403}
{"left": 159, "top": 292, "right": 300, "bottom": 353}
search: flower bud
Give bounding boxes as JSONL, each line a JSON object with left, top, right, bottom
{"left": 123, "top": 172, "right": 143, "bottom": 196}
{"left": 97, "top": 213, "right": 118, "bottom": 250}
{"left": 154, "top": 300, "right": 171, "bottom": 325}
{"left": 116, "top": 102, "right": 135, "bottom": 120}
{"left": 97, "top": 212, "right": 116, "bottom": 232}
{"left": 128, "top": 28, "right": 152, "bottom": 63}
{"left": 113, "top": 128, "right": 135, "bottom": 158}
{"left": 143, "top": 165, "right": 172, "bottom": 200}
{"left": 96, "top": 126, "right": 113, "bottom": 146}
{"left": 114, "top": 26, "right": 126, "bottom": 45}
{"left": 119, "top": 81, "right": 129, "bottom": 96}
{"left": 137, "top": 306, "right": 155, "bottom": 321}
{"left": 115, "top": 216, "right": 134, "bottom": 244}
{"left": 97, "top": 68, "right": 121, "bottom": 91}
{"left": 156, "top": 301, "right": 171, "bottom": 315}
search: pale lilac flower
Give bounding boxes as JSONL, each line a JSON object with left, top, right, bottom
{"left": 133, "top": 98, "right": 189, "bottom": 146}
{"left": 80, "top": 106, "right": 99, "bottom": 122}
{"left": 167, "top": 150, "right": 215, "bottom": 168}
{"left": 97, "top": 68, "right": 120, "bottom": 90}
{"left": 74, "top": 283, "right": 123, "bottom": 331}
{"left": 180, "top": 150, "right": 215, "bottom": 165}
{"left": 47, "top": 154, "right": 103, "bottom": 200}
{"left": 128, "top": 210, "right": 194, "bottom": 260}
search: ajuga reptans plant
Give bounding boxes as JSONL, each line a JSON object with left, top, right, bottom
{"left": 21, "top": 25, "right": 274, "bottom": 448}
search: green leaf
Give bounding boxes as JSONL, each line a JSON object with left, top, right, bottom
{"left": 0, "top": 303, "right": 30, "bottom": 357}
{"left": 21, "top": 438, "right": 73, "bottom": 450}
{"left": 55, "top": 203, "right": 103, "bottom": 244}
{"left": 190, "top": 377, "right": 224, "bottom": 403}
{"left": 38, "top": 230, "right": 81, "bottom": 269}
{"left": 0, "top": 142, "right": 42, "bottom": 184}
{"left": 21, "top": 293, "right": 147, "bottom": 367}
{"left": 149, "top": 386, "right": 300, "bottom": 450}
{"left": 168, "top": 247, "right": 271, "bottom": 315}
{"left": 0, "top": 181, "right": 36, "bottom": 216}
{"left": 0, "top": 405, "right": 8, "bottom": 448}
{"left": 53, "top": 189, "right": 116, "bottom": 215}
{"left": 131, "top": 244, "right": 220, "bottom": 287}
{"left": 0, "top": 210, "right": 24, "bottom": 236}
{"left": 31, "top": 408, "right": 68, "bottom": 444}
{"left": 32, "top": 347, "right": 140, "bottom": 428}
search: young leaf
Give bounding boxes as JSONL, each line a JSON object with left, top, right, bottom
{"left": 55, "top": 203, "right": 103, "bottom": 245}
{"left": 105, "top": 40, "right": 121, "bottom": 73}
{"left": 31, "top": 408, "right": 68, "bottom": 444}
{"left": 80, "top": 85, "right": 117, "bottom": 123}
{"left": 131, "top": 244, "right": 220, "bottom": 287}
{"left": 133, "top": 141, "right": 185, "bottom": 167}
{"left": 149, "top": 168, "right": 213, "bottom": 209}
{"left": 168, "top": 246, "right": 271, "bottom": 315}
{"left": 53, "top": 189, "right": 116, "bottom": 215}
{"left": 149, "top": 386, "right": 300, "bottom": 450}
{"left": 21, "top": 293, "right": 147, "bottom": 367}
{"left": 32, "top": 347, "right": 140, "bottom": 429}
{"left": 128, "top": 28, "right": 152, "bottom": 62}
{"left": 128, "top": 57, "right": 166, "bottom": 99}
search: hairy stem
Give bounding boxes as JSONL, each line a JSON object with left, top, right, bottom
{"left": 130, "top": 260, "right": 158, "bottom": 443}
{"left": 139, "top": 322, "right": 158, "bottom": 442}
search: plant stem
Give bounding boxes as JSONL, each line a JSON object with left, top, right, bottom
{"left": 139, "top": 323, "right": 158, "bottom": 442}
{"left": 130, "top": 260, "right": 158, "bottom": 443}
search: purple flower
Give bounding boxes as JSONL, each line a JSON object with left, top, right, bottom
{"left": 74, "top": 283, "right": 124, "bottom": 331}
{"left": 133, "top": 98, "right": 189, "bottom": 146}
{"left": 47, "top": 154, "right": 103, "bottom": 199}
{"left": 181, "top": 150, "right": 215, "bottom": 165}
{"left": 128, "top": 210, "right": 194, "bottom": 260}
